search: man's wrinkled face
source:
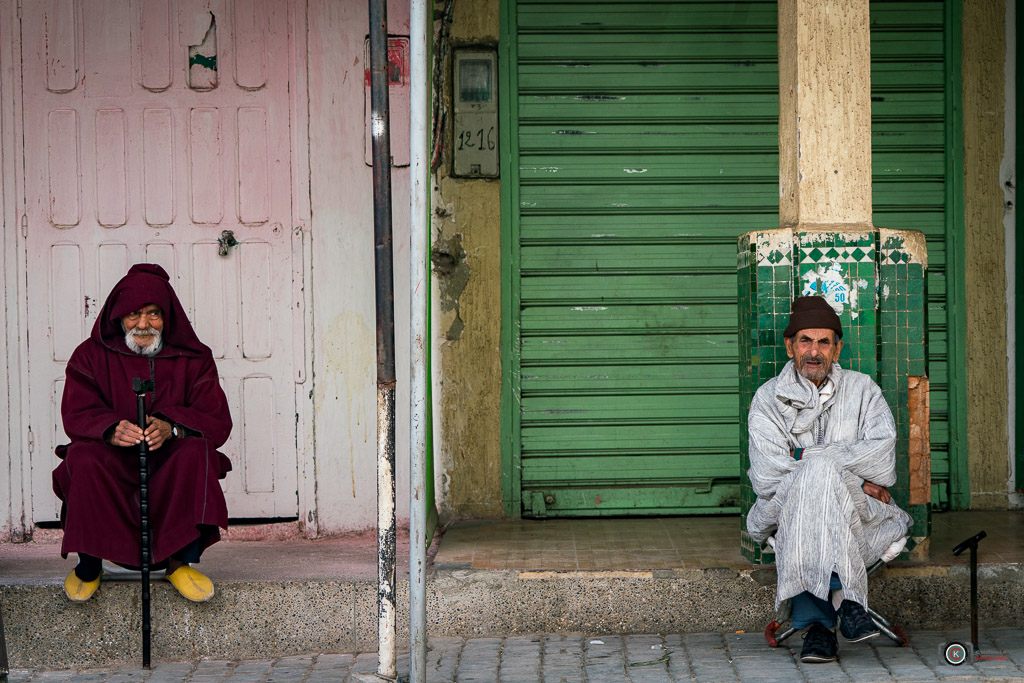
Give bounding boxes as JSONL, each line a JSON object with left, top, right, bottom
{"left": 784, "top": 328, "right": 842, "bottom": 386}
{"left": 121, "top": 304, "right": 164, "bottom": 355}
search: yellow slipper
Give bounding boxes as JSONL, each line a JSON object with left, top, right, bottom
{"left": 64, "top": 569, "right": 100, "bottom": 602}
{"left": 165, "top": 565, "right": 215, "bottom": 602}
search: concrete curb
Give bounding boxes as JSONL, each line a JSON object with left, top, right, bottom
{"left": 3, "top": 563, "right": 1022, "bottom": 669}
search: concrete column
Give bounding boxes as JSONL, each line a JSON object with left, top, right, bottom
{"left": 778, "top": 0, "right": 873, "bottom": 229}
{"left": 963, "top": 0, "right": 1010, "bottom": 509}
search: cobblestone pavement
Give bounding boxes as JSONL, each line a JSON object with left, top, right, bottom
{"left": 5, "top": 629, "right": 1023, "bottom": 682}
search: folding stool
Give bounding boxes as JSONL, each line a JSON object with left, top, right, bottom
{"left": 762, "top": 539, "right": 910, "bottom": 648}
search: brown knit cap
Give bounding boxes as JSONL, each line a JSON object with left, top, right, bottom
{"left": 783, "top": 296, "right": 843, "bottom": 339}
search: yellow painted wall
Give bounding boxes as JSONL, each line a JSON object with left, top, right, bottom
{"left": 962, "top": 0, "right": 1011, "bottom": 509}
{"left": 433, "top": 0, "right": 504, "bottom": 519}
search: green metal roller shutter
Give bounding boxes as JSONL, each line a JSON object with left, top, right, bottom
{"left": 501, "top": 0, "right": 960, "bottom": 517}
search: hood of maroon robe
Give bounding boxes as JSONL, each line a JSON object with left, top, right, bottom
{"left": 93, "top": 263, "right": 209, "bottom": 358}
{"left": 57, "top": 263, "right": 233, "bottom": 454}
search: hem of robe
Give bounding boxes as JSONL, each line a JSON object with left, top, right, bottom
{"left": 53, "top": 438, "right": 230, "bottom": 567}
{"left": 750, "top": 458, "right": 908, "bottom": 619}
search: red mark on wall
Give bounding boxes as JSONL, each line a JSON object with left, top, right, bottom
{"left": 364, "top": 38, "right": 409, "bottom": 87}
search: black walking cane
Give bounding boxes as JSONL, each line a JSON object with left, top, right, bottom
{"left": 133, "top": 377, "right": 155, "bottom": 669}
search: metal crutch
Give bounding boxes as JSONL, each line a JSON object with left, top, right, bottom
{"left": 952, "top": 530, "right": 987, "bottom": 662}
{"left": 133, "top": 378, "right": 155, "bottom": 669}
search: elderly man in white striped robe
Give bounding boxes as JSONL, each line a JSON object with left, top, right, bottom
{"left": 746, "top": 296, "right": 911, "bottom": 663}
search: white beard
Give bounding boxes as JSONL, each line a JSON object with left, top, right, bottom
{"left": 125, "top": 328, "right": 163, "bottom": 356}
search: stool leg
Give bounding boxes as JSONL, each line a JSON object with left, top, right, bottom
{"left": 866, "top": 605, "right": 908, "bottom": 647}
{"left": 765, "top": 620, "right": 799, "bottom": 647}
{"left": 865, "top": 605, "right": 892, "bottom": 628}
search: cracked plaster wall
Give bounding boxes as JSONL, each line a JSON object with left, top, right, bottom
{"left": 433, "top": 0, "right": 503, "bottom": 519}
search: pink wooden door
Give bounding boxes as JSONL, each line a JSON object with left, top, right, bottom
{"left": 22, "top": 0, "right": 300, "bottom": 522}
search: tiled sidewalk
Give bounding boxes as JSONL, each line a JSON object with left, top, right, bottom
{"left": 435, "top": 511, "right": 1024, "bottom": 571}
{"left": 5, "top": 629, "right": 1023, "bottom": 682}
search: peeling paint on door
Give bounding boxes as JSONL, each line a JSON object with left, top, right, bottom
{"left": 187, "top": 12, "right": 218, "bottom": 90}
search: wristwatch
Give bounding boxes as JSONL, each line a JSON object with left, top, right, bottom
{"left": 171, "top": 424, "right": 180, "bottom": 440}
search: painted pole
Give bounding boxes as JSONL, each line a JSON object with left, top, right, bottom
{"left": 369, "top": 0, "right": 397, "bottom": 676}
{"left": 408, "top": 0, "right": 430, "bottom": 676}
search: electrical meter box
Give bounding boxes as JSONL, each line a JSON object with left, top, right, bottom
{"left": 453, "top": 49, "right": 498, "bottom": 178}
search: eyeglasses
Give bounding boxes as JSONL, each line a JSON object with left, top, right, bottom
{"left": 124, "top": 309, "right": 163, "bottom": 322}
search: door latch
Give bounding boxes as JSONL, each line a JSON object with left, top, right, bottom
{"left": 218, "top": 230, "right": 238, "bottom": 256}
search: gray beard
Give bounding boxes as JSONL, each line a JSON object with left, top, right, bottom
{"left": 796, "top": 358, "right": 830, "bottom": 384}
{"left": 125, "top": 329, "right": 163, "bottom": 356}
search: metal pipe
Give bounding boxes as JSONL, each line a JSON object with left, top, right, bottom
{"left": 368, "top": 0, "right": 397, "bottom": 675}
{"left": 408, "top": 0, "right": 430, "bottom": 675}
{"left": 1, "top": 599, "right": 9, "bottom": 682}
{"left": 375, "top": 386, "right": 397, "bottom": 679}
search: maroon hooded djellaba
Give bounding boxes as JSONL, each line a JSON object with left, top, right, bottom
{"left": 53, "top": 264, "right": 232, "bottom": 567}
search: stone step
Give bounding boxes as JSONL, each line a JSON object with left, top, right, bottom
{"left": 3, "top": 562, "right": 1022, "bottom": 670}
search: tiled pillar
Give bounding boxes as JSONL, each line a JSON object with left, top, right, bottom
{"left": 878, "top": 229, "right": 930, "bottom": 555}
{"left": 738, "top": 228, "right": 929, "bottom": 564}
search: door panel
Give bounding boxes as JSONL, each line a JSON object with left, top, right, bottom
{"left": 24, "top": 0, "right": 299, "bottom": 522}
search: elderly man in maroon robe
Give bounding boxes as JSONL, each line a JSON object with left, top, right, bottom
{"left": 53, "top": 264, "right": 232, "bottom": 603}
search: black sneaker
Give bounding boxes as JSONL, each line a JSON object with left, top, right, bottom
{"left": 800, "top": 623, "right": 839, "bottom": 663}
{"left": 838, "top": 599, "right": 880, "bottom": 642}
